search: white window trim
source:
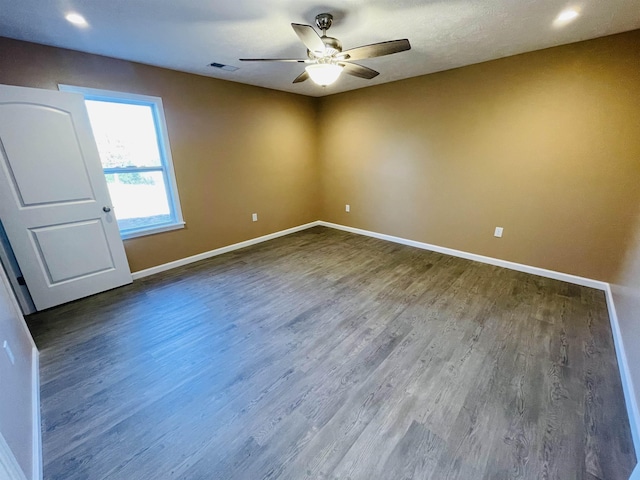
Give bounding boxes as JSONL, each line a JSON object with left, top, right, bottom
{"left": 58, "top": 84, "right": 185, "bottom": 239}
{"left": 120, "top": 221, "right": 186, "bottom": 240}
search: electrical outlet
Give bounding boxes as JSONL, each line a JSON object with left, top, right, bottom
{"left": 494, "top": 227, "right": 504, "bottom": 238}
{"left": 345, "top": 204, "right": 350, "bottom": 213}
{"left": 252, "top": 213, "right": 258, "bottom": 222}
{"left": 3, "top": 340, "right": 15, "bottom": 365}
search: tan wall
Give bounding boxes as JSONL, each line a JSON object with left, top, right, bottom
{"left": 1, "top": 32, "right": 639, "bottom": 280}
{"left": 0, "top": 37, "right": 320, "bottom": 272}
{"left": 318, "top": 30, "right": 640, "bottom": 282}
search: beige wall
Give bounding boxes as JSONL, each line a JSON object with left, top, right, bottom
{"left": 318, "top": 30, "right": 640, "bottom": 282}
{"left": 0, "top": 32, "right": 639, "bottom": 281}
{"left": 0, "top": 37, "right": 320, "bottom": 272}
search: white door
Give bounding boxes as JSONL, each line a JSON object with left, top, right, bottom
{"left": 0, "top": 84, "right": 132, "bottom": 311}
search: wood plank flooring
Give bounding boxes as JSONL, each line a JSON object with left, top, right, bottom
{"left": 26, "top": 226, "right": 636, "bottom": 479}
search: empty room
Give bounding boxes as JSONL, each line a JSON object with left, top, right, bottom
{"left": 0, "top": 1, "right": 639, "bottom": 479}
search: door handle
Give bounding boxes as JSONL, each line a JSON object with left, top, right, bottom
{"left": 103, "top": 206, "right": 113, "bottom": 213}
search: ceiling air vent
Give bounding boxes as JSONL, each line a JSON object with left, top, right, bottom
{"left": 209, "top": 62, "right": 239, "bottom": 72}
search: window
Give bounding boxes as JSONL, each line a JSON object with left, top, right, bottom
{"left": 59, "top": 85, "right": 184, "bottom": 239}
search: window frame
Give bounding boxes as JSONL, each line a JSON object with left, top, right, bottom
{"left": 58, "top": 84, "right": 185, "bottom": 239}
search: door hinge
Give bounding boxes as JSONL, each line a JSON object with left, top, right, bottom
{"left": 16, "top": 276, "right": 26, "bottom": 286}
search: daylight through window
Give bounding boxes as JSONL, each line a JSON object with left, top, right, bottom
{"left": 59, "top": 85, "right": 184, "bottom": 239}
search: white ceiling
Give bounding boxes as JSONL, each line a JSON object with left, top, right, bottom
{"left": 1, "top": 0, "right": 639, "bottom": 97}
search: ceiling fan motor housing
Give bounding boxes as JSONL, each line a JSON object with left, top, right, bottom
{"left": 323, "top": 36, "right": 342, "bottom": 54}
{"left": 306, "top": 36, "right": 342, "bottom": 59}
{"left": 306, "top": 13, "right": 341, "bottom": 58}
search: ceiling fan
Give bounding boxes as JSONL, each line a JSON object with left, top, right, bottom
{"left": 239, "top": 13, "right": 411, "bottom": 87}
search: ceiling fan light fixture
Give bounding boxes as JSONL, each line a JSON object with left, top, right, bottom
{"left": 305, "top": 63, "right": 343, "bottom": 86}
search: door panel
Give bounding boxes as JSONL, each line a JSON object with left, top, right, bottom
{"left": 0, "top": 104, "right": 94, "bottom": 205}
{"left": 30, "top": 220, "right": 115, "bottom": 284}
{"left": 0, "top": 84, "right": 132, "bottom": 310}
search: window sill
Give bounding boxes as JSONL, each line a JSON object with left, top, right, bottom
{"left": 121, "top": 221, "right": 186, "bottom": 240}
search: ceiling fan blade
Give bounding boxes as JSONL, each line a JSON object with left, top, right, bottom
{"left": 239, "top": 58, "right": 308, "bottom": 63}
{"left": 340, "top": 62, "right": 380, "bottom": 80}
{"left": 291, "top": 23, "right": 326, "bottom": 55}
{"left": 340, "top": 39, "right": 411, "bottom": 61}
{"left": 292, "top": 71, "right": 309, "bottom": 84}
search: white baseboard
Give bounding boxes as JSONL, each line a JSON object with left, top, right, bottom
{"left": 604, "top": 285, "right": 640, "bottom": 461}
{"left": 132, "top": 222, "right": 321, "bottom": 280}
{"left": 321, "top": 221, "right": 640, "bottom": 461}
{"left": 0, "top": 432, "right": 27, "bottom": 480}
{"left": 130, "top": 219, "right": 639, "bottom": 461}
{"left": 133, "top": 219, "right": 605, "bottom": 290}
{"left": 318, "top": 221, "right": 608, "bottom": 290}
{"left": 31, "top": 347, "right": 42, "bottom": 480}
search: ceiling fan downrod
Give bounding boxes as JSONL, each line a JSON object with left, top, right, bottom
{"left": 315, "top": 13, "right": 333, "bottom": 36}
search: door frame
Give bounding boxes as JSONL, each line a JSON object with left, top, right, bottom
{"left": 0, "top": 222, "right": 35, "bottom": 314}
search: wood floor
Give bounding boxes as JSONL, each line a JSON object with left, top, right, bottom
{"left": 26, "top": 226, "right": 636, "bottom": 480}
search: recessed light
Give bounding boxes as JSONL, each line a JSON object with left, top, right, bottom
{"left": 553, "top": 8, "right": 580, "bottom": 27}
{"left": 65, "top": 13, "right": 88, "bottom": 27}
